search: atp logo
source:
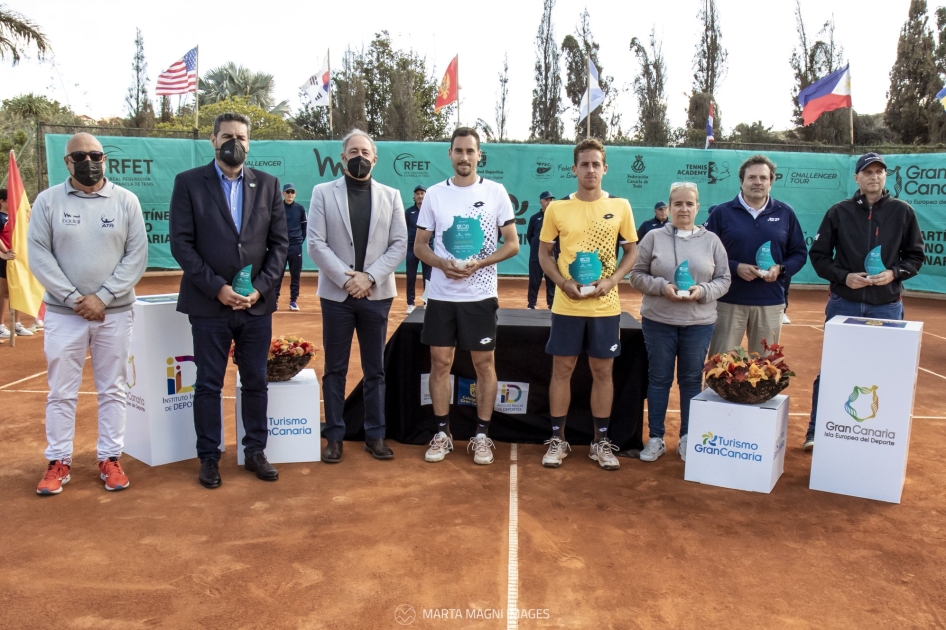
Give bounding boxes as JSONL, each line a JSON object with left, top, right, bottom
{"left": 101, "top": 215, "right": 116, "bottom": 228}
{"left": 166, "top": 356, "right": 196, "bottom": 395}
{"left": 702, "top": 431, "right": 718, "bottom": 446}
{"left": 844, "top": 385, "right": 879, "bottom": 422}
{"left": 500, "top": 384, "right": 522, "bottom": 404}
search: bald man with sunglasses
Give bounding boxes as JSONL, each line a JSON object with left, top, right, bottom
{"left": 28, "top": 132, "right": 148, "bottom": 495}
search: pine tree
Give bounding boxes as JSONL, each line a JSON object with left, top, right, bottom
{"left": 885, "top": 0, "right": 945, "bottom": 144}
{"left": 530, "top": 0, "right": 564, "bottom": 142}
{"left": 630, "top": 28, "right": 670, "bottom": 145}
{"left": 686, "top": 0, "right": 726, "bottom": 146}
{"left": 495, "top": 53, "right": 510, "bottom": 141}
{"left": 125, "top": 28, "right": 155, "bottom": 129}
{"left": 561, "top": 9, "right": 612, "bottom": 140}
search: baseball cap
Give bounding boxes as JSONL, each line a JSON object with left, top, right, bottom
{"left": 855, "top": 153, "right": 887, "bottom": 174}
{"left": 539, "top": 190, "right": 554, "bottom": 200}
{"left": 282, "top": 183, "right": 296, "bottom": 192}
{"left": 654, "top": 201, "right": 668, "bottom": 210}
{"left": 414, "top": 185, "right": 427, "bottom": 193}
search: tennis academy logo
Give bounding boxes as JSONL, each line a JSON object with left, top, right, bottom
{"left": 822, "top": 384, "right": 896, "bottom": 446}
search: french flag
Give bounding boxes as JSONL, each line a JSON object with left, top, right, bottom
{"left": 798, "top": 64, "right": 852, "bottom": 126}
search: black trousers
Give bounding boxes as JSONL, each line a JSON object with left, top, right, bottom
{"left": 321, "top": 296, "right": 393, "bottom": 441}
{"left": 275, "top": 242, "right": 303, "bottom": 303}
{"left": 405, "top": 248, "right": 432, "bottom": 305}
{"left": 189, "top": 311, "right": 272, "bottom": 460}
{"left": 528, "top": 259, "right": 555, "bottom": 308}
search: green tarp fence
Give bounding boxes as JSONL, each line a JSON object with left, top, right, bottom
{"left": 45, "top": 135, "right": 946, "bottom": 293}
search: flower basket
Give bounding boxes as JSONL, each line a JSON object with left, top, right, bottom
{"left": 705, "top": 374, "right": 790, "bottom": 405}
{"left": 702, "top": 340, "right": 795, "bottom": 405}
{"left": 231, "top": 336, "right": 318, "bottom": 382}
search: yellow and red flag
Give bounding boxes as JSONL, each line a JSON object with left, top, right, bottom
{"left": 434, "top": 56, "right": 458, "bottom": 114}
{"left": 5, "top": 151, "right": 45, "bottom": 317}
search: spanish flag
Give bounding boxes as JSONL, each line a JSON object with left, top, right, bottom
{"left": 5, "top": 152, "right": 44, "bottom": 317}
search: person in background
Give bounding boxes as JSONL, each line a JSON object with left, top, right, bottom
{"left": 629, "top": 182, "right": 731, "bottom": 462}
{"left": 636, "top": 200, "right": 669, "bottom": 240}
{"left": 274, "top": 183, "right": 307, "bottom": 312}
{"left": 404, "top": 184, "right": 431, "bottom": 314}
{"left": 526, "top": 190, "right": 556, "bottom": 310}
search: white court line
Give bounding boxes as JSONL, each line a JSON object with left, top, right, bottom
{"left": 919, "top": 367, "right": 946, "bottom": 381}
{"left": 0, "top": 370, "right": 50, "bottom": 390}
{"left": 0, "top": 390, "right": 237, "bottom": 399}
{"left": 924, "top": 331, "right": 946, "bottom": 342}
{"left": 808, "top": 325, "right": 824, "bottom": 332}
{"left": 506, "top": 443, "right": 519, "bottom": 630}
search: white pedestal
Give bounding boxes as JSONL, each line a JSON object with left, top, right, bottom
{"left": 124, "top": 294, "right": 223, "bottom": 466}
{"left": 685, "top": 390, "right": 789, "bottom": 494}
{"left": 235, "top": 368, "right": 321, "bottom": 464}
{"left": 809, "top": 316, "right": 923, "bottom": 503}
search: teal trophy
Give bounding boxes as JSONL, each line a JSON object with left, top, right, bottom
{"left": 568, "top": 250, "right": 603, "bottom": 296}
{"left": 441, "top": 217, "right": 485, "bottom": 268}
{"left": 232, "top": 265, "right": 255, "bottom": 296}
{"left": 674, "top": 260, "right": 695, "bottom": 298}
{"left": 864, "top": 245, "right": 885, "bottom": 276}
{"left": 755, "top": 241, "right": 776, "bottom": 277}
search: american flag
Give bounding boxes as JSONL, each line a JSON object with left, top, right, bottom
{"left": 156, "top": 47, "right": 198, "bottom": 95}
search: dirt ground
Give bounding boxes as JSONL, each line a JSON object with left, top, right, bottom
{"left": 1, "top": 274, "right": 944, "bottom": 629}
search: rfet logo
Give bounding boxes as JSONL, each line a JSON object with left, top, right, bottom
{"left": 500, "top": 383, "right": 521, "bottom": 403}
{"left": 166, "top": 356, "right": 196, "bottom": 395}
{"left": 844, "top": 385, "right": 879, "bottom": 422}
{"left": 394, "top": 153, "right": 431, "bottom": 177}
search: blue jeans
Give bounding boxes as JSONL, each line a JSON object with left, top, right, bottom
{"left": 189, "top": 311, "right": 272, "bottom": 461}
{"left": 806, "top": 293, "right": 904, "bottom": 438}
{"left": 641, "top": 318, "right": 716, "bottom": 439}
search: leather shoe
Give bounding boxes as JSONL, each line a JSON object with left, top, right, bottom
{"left": 323, "top": 440, "right": 343, "bottom": 463}
{"left": 244, "top": 452, "right": 279, "bottom": 481}
{"left": 364, "top": 437, "right": 394, "bottom": 460}
{"left": 199, "top": 459, "right": 221, "bottom": 489}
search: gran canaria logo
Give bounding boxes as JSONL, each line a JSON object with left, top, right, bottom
{"left": 844, "top": 385, "right": 879, "bottom": 422}
{"left": 701, "top": 431, "right": 717, "bottom": 446}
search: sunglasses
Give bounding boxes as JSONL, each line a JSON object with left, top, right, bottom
{"left": 670, "top": 181, "right": 698, "bottom": 190}
{"left": 68, "top": 151, "right": 105, "bottom": 163}
{"left": 284, "top": 190, "right": 296, "bottom": 194}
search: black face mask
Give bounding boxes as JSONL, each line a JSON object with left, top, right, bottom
{"left": 218, "top": 138, "right": 247, "bottom": 167}
{"left": 347, "top": 156, "right": 373, "bottom": 179}
{"left": 72, "top": 159, "right": 104, "bottom": 187}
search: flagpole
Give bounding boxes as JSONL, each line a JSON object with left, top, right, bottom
{"left": 193, "top": 45, "right": 200, "bottom": 136}
{"left": 327, "top": 48, "right": 334, "bottom": 140}
{"left": 849, "top": 108, "right": 854, "bottom": 149}
{"left": 586, "top": 54, "right": 592, "bottom": 138}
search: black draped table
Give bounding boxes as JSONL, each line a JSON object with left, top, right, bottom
{"left": 342, "top": 308, "right": 647, "bottom": 450}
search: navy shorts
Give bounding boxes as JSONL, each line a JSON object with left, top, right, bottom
{"left": 422, "top": 298, "right": 499, "bottom": 351}
{"left": 546, "top": 313, "right": 621, "bottom": 358}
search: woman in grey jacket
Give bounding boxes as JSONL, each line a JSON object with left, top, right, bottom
{"left": 629, "top": 182, "right": 731, "bottom": 462}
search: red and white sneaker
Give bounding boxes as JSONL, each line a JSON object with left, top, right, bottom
{"left": 99, "top": 457, "right": 130, "bottom": 491}
{"left": 36, "top": 460, "right": 71, "bottom": 495}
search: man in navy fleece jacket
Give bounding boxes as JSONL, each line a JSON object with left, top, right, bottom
{"left": 704, "top": 154, "right": 808, "bottom": 356}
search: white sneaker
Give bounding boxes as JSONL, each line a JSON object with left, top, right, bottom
{"left": 782, "top": 313, "right": 791, "bottom": 324}
{"left": 30, "top": 319, "right": 44, "bottom": 331}
{"left": 406, "top": 305, "right": 415, "bottom": 314}
{"left": 677, "top": 435, "right": 689, "bottom": 461}
{"left": 13, "top": 322, "right": 33, "bottom": 336}
{"left": 541, "top": 436, "right": 571, "bottom": 468}
{"left": 468, "top": 433, "right": 495, "bottom": 465}
{"left": 0, "top": 324, "right": 9, "bottom": 338}
{"left": 424, "top": 431, "right": 454, "bottom": 462}
{"left": 639, "top": 437, "right": 666, "bottom": 462}
{"left": 589, "top": 438, "right": 620, "bottom": 470}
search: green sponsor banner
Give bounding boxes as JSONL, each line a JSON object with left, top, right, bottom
{"left": 44, "top": 135, "right": 946, "bottom": 293}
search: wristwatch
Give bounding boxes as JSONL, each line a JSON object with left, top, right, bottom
{"left": 366, "top": 273, "right": 376, "bottom": 286}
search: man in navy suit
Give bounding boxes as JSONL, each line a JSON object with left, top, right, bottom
{"left": 170, "top": 112, "right": 288, "bottom": 489}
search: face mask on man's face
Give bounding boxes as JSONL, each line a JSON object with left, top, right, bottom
{"left": 218, "top": 138, "right": 247, "bottom": 167}
{"left": 347, "top": 155, "right": 373, "bottom": 179}
{"left": 72, "top": 159, "right": 105, "bottom": 187}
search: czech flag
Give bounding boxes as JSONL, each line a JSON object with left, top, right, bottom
{"left": 798, "top": 64, "right": 852, "bottom": 126}
{"left": 4, "top": 152, "right": 45, "bottom": 317}
{"left": 434, "top": 56, "right": 458, "bottom": 114}
{"left": 937, "top": 86, "right": 946, "bottom": 111}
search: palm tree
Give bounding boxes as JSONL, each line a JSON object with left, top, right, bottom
{"left": 198, "top": 62, "right": 289, "bottom": 116}
{"left": 0, "top": 5, "right": 51, "bottom": 65}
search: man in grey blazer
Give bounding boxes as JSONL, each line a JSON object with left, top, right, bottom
{"left": 308, "top": 129, "right": 408, "bottom": 463}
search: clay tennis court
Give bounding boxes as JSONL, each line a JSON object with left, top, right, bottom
{"left": 1, "top": 274, "right": 945, "bottom": 629}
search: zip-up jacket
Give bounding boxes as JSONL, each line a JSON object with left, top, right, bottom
{"left": 809, "top": 189, "right": 924, "bottom": 305}
{"left": 704, "top": 195, "right": 808, "bottom": 306}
